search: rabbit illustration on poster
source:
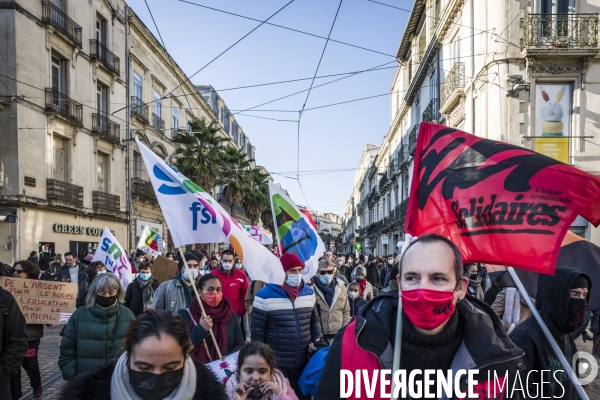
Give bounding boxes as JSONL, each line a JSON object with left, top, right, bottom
{"left": 539, "top": 85, "right": 566, "bottom": 137}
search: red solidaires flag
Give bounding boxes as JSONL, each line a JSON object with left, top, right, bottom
{"left": 405, "top": 122, "right": 600, "bottom": 275}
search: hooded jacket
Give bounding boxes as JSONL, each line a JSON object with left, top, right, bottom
{"left": 313, "top": 277, "right": 351, "bottom": 336}
{"left": 58, "top": 358, "right": 226, "bottom": 400}
{"left": 315, "top": 291, "right": 527, "bottom": 399}
{"left": 251, "top": 282, "right": 323, "bottom": 372}
{"left": 510, "top": 267, "right": 591, "bottom": 400}
{"left": 211, "top": 266, "right": 249, "bottom": 317}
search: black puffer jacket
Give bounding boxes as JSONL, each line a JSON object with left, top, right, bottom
{"left": 58, "top": 358, "right": 226, "bottom": 400}
{"left": 251, "top": 282, "right": 322, "bottom": 372}
{"left": 510, "top": 267, "right": 591, "bottom": 400}
{"left": 0, "top": 287, "right": 28, "bottom": 398}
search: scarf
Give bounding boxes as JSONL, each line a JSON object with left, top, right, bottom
{"left": 280, "top": 282, "right": 300, "bottom": 301}
{"left": 176, "top": 273, "right": 193, "bottom": 308}
{"left": 314, "top": 277, "right": 336, "bottom": 308}
{"left": 110, "top": 352, "right": 197, "bottom": 400}
{"left": 400, "top": 311, "right": 463, "bottom": 372}
{"left": 136, "top": 276, "right": 155, "bottom": 312}
{"left": 225, "top": 369, "right": 288, "bottom": 400}
{"left": 188, "top": 296, "right": 233, "bottom": 363}
{"left": 357, "top": 279, "right": 367, "bottom": 299}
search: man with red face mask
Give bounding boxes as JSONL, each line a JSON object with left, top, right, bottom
{"left": 315, "top": 234, "right": 527, "bottom": 399}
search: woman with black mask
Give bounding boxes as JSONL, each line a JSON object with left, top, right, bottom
{"left": 58, "top": 273, "right": 136, "bottom": 380}
{"left": 58, "top": 309, "right": 226, "bottom": 400}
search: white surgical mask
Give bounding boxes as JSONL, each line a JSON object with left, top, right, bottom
{"left": 222, "top": 262, "right": 233, "bottom": 271}
{"left": 182, "top": 268, "right": 199, "bottom": 281}
{"left": 338, "top": 261, "right": 343, "bottom": 266}
{"left": 387, "top": 260, "right": 393, "bottom": 265}
{"left": 285, "top": 273, "right": 301, "bottom": 287}
{"left": 235, "top": 263, "right": 242, "bottom": 269}
{"left": 139, "top": 272, "right": 151, "bottom": 281}
{"left": 319, "top": 274, "right": 334, "bottom": 285}
{"left": 348, "top": 291, "right": 359, "bottom": 300}
{"left": 97, "top": 270, "right": 107, "bottom": 275}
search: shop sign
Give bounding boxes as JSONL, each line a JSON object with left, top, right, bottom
{"left": 52, "top": 223, "right": 113, "bottom": 236}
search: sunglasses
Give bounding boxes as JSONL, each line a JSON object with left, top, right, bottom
{"left": 319, "top": 270, "right": 335, "bottom": 275}
{"left": 14, "top": 269, "right": 23, "bottom": 273}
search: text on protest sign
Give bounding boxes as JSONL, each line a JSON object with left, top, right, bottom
{"left": 0, "top": 277, "right": 77, "bottom": 324}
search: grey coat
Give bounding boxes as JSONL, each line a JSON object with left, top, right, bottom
{"left": 151, "top": 278, "right": 192, "bottom": 312}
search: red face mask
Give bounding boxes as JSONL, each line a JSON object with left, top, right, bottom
{"left": 203, "top": 292, "right": 222, "bottom": 307}
{"left": 401, "top": 288, "right": 456, "bottom": 330}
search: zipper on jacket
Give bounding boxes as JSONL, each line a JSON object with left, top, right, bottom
{"left": 355, "top": 319, "right": 384, "bottom": 368}
{"left": 292, "top": 299, "right": 300, "bottom": 367}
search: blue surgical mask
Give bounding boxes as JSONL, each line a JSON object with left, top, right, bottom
{"left": 320, "top": 274, "right": 334, "bottom": 285}
{"left": 139, "top": 272, "right": 151, "bottom": 281}
{"left": 285, "top": 273, "right": 302, "bottom": 287}
{"left": 182, "top": 268, "right": 199, "bottom": 281}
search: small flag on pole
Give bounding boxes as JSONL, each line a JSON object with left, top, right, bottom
{"left": 136, "top": 225, "right": 164, "bottom": 257}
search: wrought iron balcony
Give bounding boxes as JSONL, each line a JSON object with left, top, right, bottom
{"left": 422, "top": 98, "right": 440, "bottom": 122}
{"left": 522, "top": 13, "right": 599, "bottom": 49}
{"left": 93, "top": 191, "right": 120, "bottom": 214}
{"left": 42, "top": 1, "right": 82, "bottom": 47}
{"left": 132, "top": 178, "right": 157, "bottom": 202}
{"left": 47, "top": 179, "right": 83, "bottom": 208}
{"left": 90, "top": 40, "right": 120, "bottom": 76}
{"left": 92, "top": 113, "right": 120, "bottom": 144}
{"left": 408, "top": 124, "right": 419, "bottom": 154}
{"left": 152, "top": 113, "right": 165, "bottom": 134}
{"left": 131, "top": 96, "right": 149, "bottom": 124}
{"left": 398, "top": 144, "right": 408, "bottom": 167}
{"left": 440, "top": 62, "right": 465, "bottom": 110}
{"left": 379, "top": 173, "right": 388, "bottom": 191}
{"left": 45, "top": 88, "right": 83, "bottom": 125}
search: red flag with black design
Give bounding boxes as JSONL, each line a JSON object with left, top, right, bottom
{"left": 405, "top": 122, "right": 600, "bottom": 275}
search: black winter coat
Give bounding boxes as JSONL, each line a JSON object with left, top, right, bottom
{"left": 0, "top": 287, "right": 28, "bottom": 398}
{"left": 251, "top": 283, "right": 322, "bottom": 372}
{"left": 349, "top": 296, "right": 367, "bottom": 318}
{"left": 124, "top": 278, "right": 160, "bottom": 316}
{"left": 57, "top": 263, "right": 87, "bottom": 284}
{"left": 510, "top": 267, "right": 591, "bottom": 400}
{"left": 58, "top": 358, "right": 227, "bottom": 400}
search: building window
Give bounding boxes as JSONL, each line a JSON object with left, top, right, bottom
{"left": 51, "top": 55, "right": 67, "bottom": 94}
{"left": 53, "top": 135, "right": 68, "bottom": 181}
{"left": 133, "top": 72, "right": 143, "bottom": 99}
{"left": 154, "top": 90, "right": 162, "bottom": 118}
{"left": 96, "top": 17, "right": 107, "bottom": 44}
{"left": 96, "top": 152, "right": 109, "bottom": 192}
{"left": 133, "top": 151, "right": 142, "bottom": 179}
{"left": 96, "top": 84, "right": 108, "bottom": 115}
{"left": 172, "top": 107, "right": 179, "bottom": 133}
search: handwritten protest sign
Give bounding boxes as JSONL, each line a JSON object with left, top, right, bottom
{"left": 152, "top": 256, "right": 179, "bottom": 284}
{"left": 0, "top": 277, "right": 77, "bottom": 324}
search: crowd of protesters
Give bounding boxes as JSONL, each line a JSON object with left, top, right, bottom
{"left": 0, "top": 238, "right": 597, "bottom": 400}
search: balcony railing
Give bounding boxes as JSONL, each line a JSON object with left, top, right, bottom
{"left": 408, "top": 124, "right": 419, "bottom": 154}
{"left": 440, "top": 62, "right": 465, "bottom": 108}
{"left": 93, "top": 191, "right": 120, "bottom": 214}
{"left": 47, "top": 179, "right": 83, "bottom": 208}
{"left": 152, "top": 113, "right": 165, "bottom": 133}
{"left": 131, "top": 96, "right": 149, "bottom": 124}
{"left": 132, "top": 178, "right": 157, "bottom": 202}
{"left": 90, "top": 40, "right": 120, "bottom": 76}
{"left": 398, "top": 144, "right": 408, "bottom": 167}
{"left": 379, "top": 173, "right": 388, "bottom": 191}
{"left": 92, "top": 113, "right": 120, "bottom": 143}
{"left": 42, "top": 1, "right": 82, "bottom": 47}
{"left": 522, "top": 13, "right": 599, "bottom": 49}
{"left": 45, "top": 88, "right": 83, "bottom": 125}
{"left": 422, "top": 98, "right": 440, "bottom": 122}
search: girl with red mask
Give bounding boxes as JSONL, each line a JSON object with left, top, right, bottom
{"left": 178, "top": 274, "right": 244, "bottom": 364}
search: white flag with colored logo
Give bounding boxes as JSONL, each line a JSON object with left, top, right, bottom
{"left": 92, "top": 227, "right": 133, "bottom": 287}
{"left": 135, "top": 137, "right": 285, "bottom": 284}
{"left": 242, "top": 225, "right": 274, "bottom": 245}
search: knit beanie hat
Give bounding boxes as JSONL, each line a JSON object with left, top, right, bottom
{"left": 280, "top": 253, "right": 304, "bottom": 272}
{"left": 178, "top": 252, "right": 200, "bottom": 270}
{"left": 572, "top": 275, "right": 589, "bottom": 290}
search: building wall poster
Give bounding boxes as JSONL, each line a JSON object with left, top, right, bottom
{"left": 534, "top": 83, "right": 571, "bottom": 163}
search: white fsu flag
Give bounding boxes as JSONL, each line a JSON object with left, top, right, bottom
{"left": 242, "top": 225, "right": 274, "bottom": 245}
{"left": 135, "top": 137, "right": 285, "bottom": 284}
{"left": 92, "top": 227, "right": 133, "bottom": 287}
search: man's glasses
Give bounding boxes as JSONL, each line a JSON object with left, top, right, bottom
{"left": 319, "top": 270, "right": 334, "bottom": 275}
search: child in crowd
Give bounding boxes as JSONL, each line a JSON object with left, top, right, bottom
{"left": 227, "top": 342, "right": 297, "bottom": 400}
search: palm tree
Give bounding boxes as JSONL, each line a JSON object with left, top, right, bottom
{"left": 219, "top": 146, "right": 253, "bottom": 217}
{"left": 241, "top": 168, "right": 270, "bottom": 226}
{"left": 171, "top": 117, "right": 226, "bottom": 190}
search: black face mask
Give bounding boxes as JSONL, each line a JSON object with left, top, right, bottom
{"left": 564, "top": 297, "right": 587, "bottom": 333}
{"left": 469, "top": 273, "right": 479, "bottom": 280}
{"left": 95, "top": 294, "right": 117, "bottom": 308}
{"left": 129, "top": 367, "right": 184, "bottom": 400}
{"left": 248, "top": 385, "right": 263, "bottom": 399}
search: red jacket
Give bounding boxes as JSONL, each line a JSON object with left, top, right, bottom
{"left": 210, "top": 267, "right": 248, "bottom": 317}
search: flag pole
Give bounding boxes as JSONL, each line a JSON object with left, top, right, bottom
{"left": 269, "top": 192, "right": 283, "bottom": 256}
{"left": 507, "top": 267, "right": 589, "bottom": 400}
{"left": 178, "top": 246, "right": 223, "bottom": 360}
{"left": 390, "top": 296, "right": 403, "bottom": 400}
